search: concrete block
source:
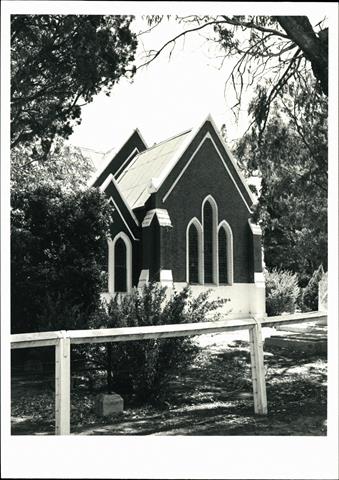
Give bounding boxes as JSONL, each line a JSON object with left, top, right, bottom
{"left": 95, "top": 393, "right": 123, "bottom": 417}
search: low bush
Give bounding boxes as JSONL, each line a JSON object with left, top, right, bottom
{"left": 301, "top": 265, "right": 325, "bottom": 312}
{"left": 265, "top": 268, "right": 300, "bottom": 316}
{"left": 84, "top": 282, "right": 228, "bottom": 403}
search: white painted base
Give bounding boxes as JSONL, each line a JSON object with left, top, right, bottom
{"left": 101, "top": 278, "right": 266, "bottom": 320}
{"left": 173, "top": 282, "right": 266, "bottom": 319}
{"left": 137, "top": 269, "right": 149, "bottom": 288}
{"left": 159, "top": 269, "right": 174, "bottom": 288}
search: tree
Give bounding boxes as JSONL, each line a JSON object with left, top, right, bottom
{"left": 235, "top": 76, "right": 327, "bottom": 283}
{"left": 11, "top": 136, "right": 94, "bottom": 193}
{"left": 139, "top": 15, "right": 328, "bottom": 133}
{"left": 11, "top": 15, "right": 137, "bottom": 154}
{"left": 11, "top": 185, "right": 114, "bottom": 333}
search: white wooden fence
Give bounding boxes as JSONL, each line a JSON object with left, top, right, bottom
{"left": 11, "top": 311, "right": 326, "bottom": 435}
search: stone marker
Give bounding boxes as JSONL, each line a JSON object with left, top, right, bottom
{"left": 95, "top": 393, "right": 124, "bottom": 417}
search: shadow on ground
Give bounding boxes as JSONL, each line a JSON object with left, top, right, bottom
{"left": 11, "top": 330, "right": 327, "bottom": 436}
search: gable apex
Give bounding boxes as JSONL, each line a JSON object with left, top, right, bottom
{"left": 152, "top": 114, "right": 212, "bottom": 192}
{"left": 149, "top": 114, "right": 256, "bottom": 208}
{"left": 91, "top": 128, "right": 148, "bottom": 188}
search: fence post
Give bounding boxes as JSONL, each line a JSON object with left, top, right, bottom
{"left": 249, "top": 321, "right": 267, "bottom": 415}
{"left": 55, "top": 332, "right": 71, "bottom": 435}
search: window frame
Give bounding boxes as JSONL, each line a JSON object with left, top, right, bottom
{"left": 186, "top": 196, "right": 234, "bottom": 287}
{"left": 107, "top": 231, "right": 132, "bottom": 294}
{"left": 186, "top": 217, "right": 203, "bottom": 284}
{"left": 218, "top": 220, "right": 234, "bottom": 285}
{"left": 201, "top": 195, "right": 218, "bottom": 285}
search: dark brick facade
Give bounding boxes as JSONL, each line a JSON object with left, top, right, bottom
{"left": 100, "top": 119, "right": 263, "bottom": 289}
{"left": 157, "top": 132, "right": 255, "bottom": 283}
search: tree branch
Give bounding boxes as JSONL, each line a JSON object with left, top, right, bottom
{"left": 137, "top": 18, "right": 289, "bottom": 70}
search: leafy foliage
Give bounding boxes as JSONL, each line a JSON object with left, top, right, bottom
{"left": 236, "top": 77, "right": 327, "bottom": 284}
{"left": 11, "top": 15, "right": 137, "bottom": 152}
{"left": 84, "top": 283, "right": 228, "bottom": 403}
{"left": 11, "top": 136, "right": 94, "bottom": 193}
{"left": 265, "top": 268, "right": 300, "bottom": 316}
{"left": 11, "top": 185, "right": 114, "bottom": 333}
{"left": 302, "top": 265, "right": 325, "bottom": 312}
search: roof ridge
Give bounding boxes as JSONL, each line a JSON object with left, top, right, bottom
{"left": 142, "top": 129, "right": 192, "bottom": 154}
{"left": 117, "top": 129, "right": 192, "bottom": 181}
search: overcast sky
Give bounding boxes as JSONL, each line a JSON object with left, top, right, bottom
{"left": 68, "top": 17, "right": 256, "bottom": 152}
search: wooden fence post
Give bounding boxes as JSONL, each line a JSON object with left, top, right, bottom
{"left": 55, "top": 332, "right": 71, "bottom": 435}
{"left": 249, "top": 322, "right": 268, "bottom": 415}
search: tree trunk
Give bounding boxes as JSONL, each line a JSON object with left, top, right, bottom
{"left": 276, "top": 16, "right": 328, "bottom": 95}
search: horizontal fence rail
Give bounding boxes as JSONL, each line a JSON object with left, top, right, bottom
{"left": 10, "top": 311, "right": 327, "bottom": 435}
{"left": 11, "top": 311, "right": 326, "bottom": 349}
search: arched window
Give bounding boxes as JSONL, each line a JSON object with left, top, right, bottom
{"left": 203, "top": 202, "right": 213, "bottom": 283}
{"left": 187, "top": 197, "right": 234, "bottom": 287}
{"left": 114, "top": 238, "right": 127, "bottom": 292}
{"left": 188, "top": 223, "right": 199, "bottom": 283}
{"left": 218, "top": 227, "right": 228, "bottom": 284}
{"left": 201, "top": 195, "right": 218, "bottom": 284}
{"left": 108, "top": 232, "right": 132, "bottom": 293}
{"left": 186, "top": 218, "right": 203, "bottom": 284}
{"left": 218, "top": 221, "right": 233, "bottom": 285}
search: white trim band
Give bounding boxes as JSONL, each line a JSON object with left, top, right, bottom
{"left": 162, "top": 131, "right": 252, "bottom": 213}
{"left": 100, "top": 173, "right": 140, "bottom": 227}
{"left": 108, "top": 232, "right": 133, "bottom": 294}
{"left": 248, "top": 219, "right": 262, "bottom": 235}
{"left": 142, "top": 209, "right": 172, "bottom": 228}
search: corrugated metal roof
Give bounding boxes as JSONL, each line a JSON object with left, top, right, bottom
{"left": 117, "top": 130, "right": 191, "bottom": 209}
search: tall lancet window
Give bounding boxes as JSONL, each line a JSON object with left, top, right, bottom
{"left": 188, "top": 223, "right": 199, "bottom": 284}
{"left": 203, "top": 202, "right": 213, "bottom": 283}
{"left": 114, "top": 238, "right": 127, "bottom": 292}
{"left": 218, "top": 227, "right": 228, "bottom": 284}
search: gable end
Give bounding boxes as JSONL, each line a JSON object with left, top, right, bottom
{"left": 159, "top": 120, "right": 254, "bottom": 212}
{"left": 92, "top": 129, "right": 147, "bottom": 188}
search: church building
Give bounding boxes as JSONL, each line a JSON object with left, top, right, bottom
{"left": 88, "top": 114, "right": 266, "bottom": 319}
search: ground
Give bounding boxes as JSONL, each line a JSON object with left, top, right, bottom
{"left": 11, "top": 323, "right": 327, "bottom": 436}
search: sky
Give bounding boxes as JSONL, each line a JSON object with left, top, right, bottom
{"left": 68, "top": 13, "right": 327, "bottom": 154}
{"left": 68, "top": 17, "right": 255, "bottom": 153}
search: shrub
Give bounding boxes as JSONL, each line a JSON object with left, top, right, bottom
{"left": 265, "top": 268, "right": 300, "bottom": 316}
{"left": 11, "top": 185, "right": 113, "bottom": 333}
{"left": 301, "top": 265, "right": 325, "bottom": 312}
{"left": 85, "top": 282, "right": 228, "bottom": 403}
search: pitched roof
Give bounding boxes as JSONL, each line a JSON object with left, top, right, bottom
{"left": 116, "top": 130, "right": 191, "bottom": 209}
{"left": 95, "top": 114, "right": 256, "bottom": 212}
